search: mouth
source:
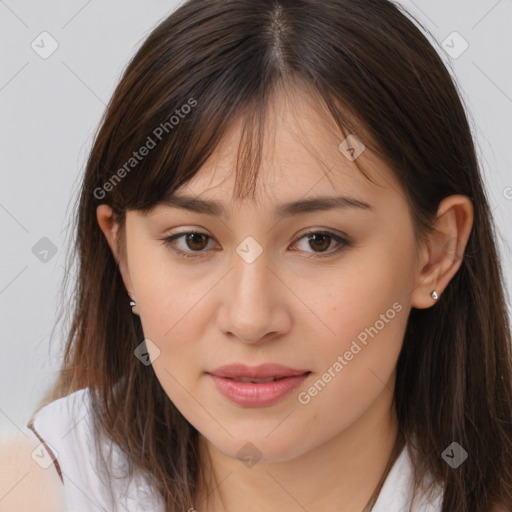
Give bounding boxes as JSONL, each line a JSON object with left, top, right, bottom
{"left": 207, "top": 364, "right": 312, "bottom": 407}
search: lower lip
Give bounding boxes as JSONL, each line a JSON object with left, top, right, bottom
{"left": 209, "top": 373, "right": 310, "bottom": 407}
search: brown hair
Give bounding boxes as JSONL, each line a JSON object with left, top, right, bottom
{"left": 33, "top": 0, "right": 512, "bottom": 510}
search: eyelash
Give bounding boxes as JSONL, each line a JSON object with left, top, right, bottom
{"left": 159, "top": 229, "right": 352, "bottom": 260}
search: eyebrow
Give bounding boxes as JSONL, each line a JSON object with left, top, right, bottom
{"left": 158, "top": 192, "right": 373, "bottom": 217}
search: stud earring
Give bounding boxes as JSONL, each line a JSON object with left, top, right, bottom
{"left": 129, "top": 299, "right": 136, "bottom": 307}
{"left": 431, "top": 290, "right": 438, "bottom": 300}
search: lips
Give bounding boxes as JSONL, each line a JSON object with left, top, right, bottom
{"left": 208, "top": 363, "right": 310, "bottom": 380}
{"left": 207, "top": 363, "right": 311, "bottom": 407}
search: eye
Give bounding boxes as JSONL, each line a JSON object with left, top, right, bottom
{"left": 291, "top": 230, "right": 351, "bottom": 258}
{"left": 160, "top": 229, "right": 351, "bottom": 260}
{"left": 161, "top": 231, "right": 215, "bottom": 259}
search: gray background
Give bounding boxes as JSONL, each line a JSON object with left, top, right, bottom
{"left": 1, "top": 0, "right": 511, "bottom": 439}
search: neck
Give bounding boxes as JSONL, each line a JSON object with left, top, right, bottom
{"left": 194, "top": 379, "right": 400, "bottom": 512}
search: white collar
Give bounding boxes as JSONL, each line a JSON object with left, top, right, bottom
{"left": 372, "top": 445, "right": 444, "bottom": 511}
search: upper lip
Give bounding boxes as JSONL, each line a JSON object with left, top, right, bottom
{"left": 208, "top": 363, "right": 310, "bottom": 379}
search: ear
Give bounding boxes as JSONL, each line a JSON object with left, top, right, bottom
{"left": 411, "top": 194, "right": 474, "bottom": 309}
{"left": 96, "top": 204, "right": 140, "bottom": 316}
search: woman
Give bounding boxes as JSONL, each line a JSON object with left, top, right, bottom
{"left": 4, "top": 0, "right": 512, "bottom": 510}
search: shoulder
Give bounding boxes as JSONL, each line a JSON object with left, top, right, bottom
{"left": 29, "top": 387, "right": 94, "bottom": 451}
{"left": 30, "top": 386, "right": 91, "bottom": 426}
{"left": 25, "top": 387, "right": 114, "bottom": 510}
{"left": 28, "top": 387, "right": 93, "bottom": 477}
{"left": 0, "top": 429, "right": 67, "bottom": 511}
{"left": 26, "top": 386, "right": 166, "bottom": 512}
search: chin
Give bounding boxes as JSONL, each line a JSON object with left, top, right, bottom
{"left": 205, "top": 430, "right": 312, "bottom": 466}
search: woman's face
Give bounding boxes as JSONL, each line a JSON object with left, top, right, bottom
{"left": 106, "top": 87, "right": 426, "bottom": 464}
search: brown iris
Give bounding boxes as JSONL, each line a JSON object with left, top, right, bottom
{"left": 307, "top": 233, "right": 331, "bottom": 252}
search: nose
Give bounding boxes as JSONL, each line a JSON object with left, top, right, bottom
{"left": 216, "top": 251, "right": 292, "bottom": 344}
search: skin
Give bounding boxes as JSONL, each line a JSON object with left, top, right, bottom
{"left": 97, "top": 83, "right": 473, "bottom": 512}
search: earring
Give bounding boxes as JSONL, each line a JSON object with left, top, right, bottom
{"left": 129, "top": 298, "right": 139, "bottom": 316}
{"left": 431, "top": 290, "right": 439, "bottom": 300}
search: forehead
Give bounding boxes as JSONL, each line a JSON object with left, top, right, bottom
{"left": 159, "top": 81, "right": 404, "bottom": 215}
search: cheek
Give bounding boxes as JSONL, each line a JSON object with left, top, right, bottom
{"left": 314, "top": 242, "right": 411, "bottom": 342}
{"left": 128, "top": 249, "right": 216, "bottom": 405}
{"left": 130, "top": 246, "right": 209, "bottom": 337}
{"left": 296, "top": 243, "right": 412, "bottom": 410}
{"left": 294, "top": 292, "right": 406, "bottom": 442}
{"left": 131, "top": 253, "right": 212, "bottom": 423}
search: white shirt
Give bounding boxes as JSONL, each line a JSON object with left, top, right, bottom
{"left": 27, "top": 387, "right": 443, "bottom": 512}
